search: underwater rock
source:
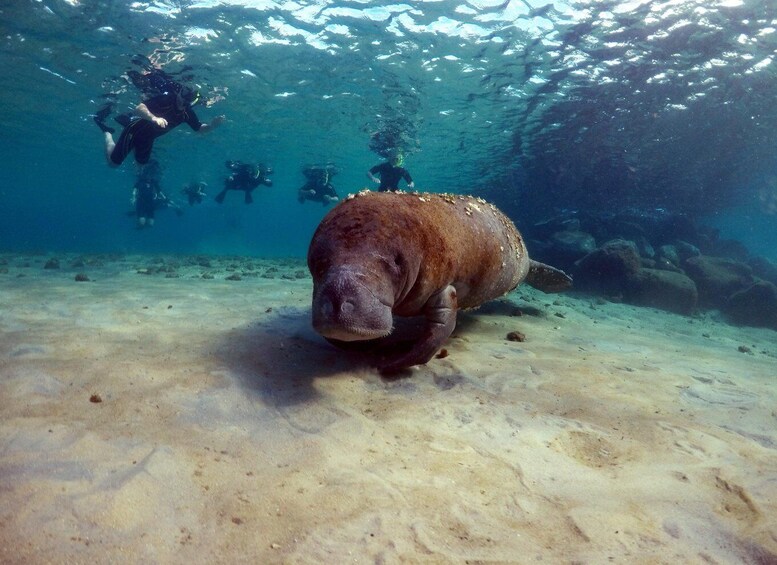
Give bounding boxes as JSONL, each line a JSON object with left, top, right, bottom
{"left": 44, "top": 258, "right": 60, "bottom": 270}
{"left": 74, "top": 273, "right": 90, "bottom": 282}
{"left": 704, "top": 238, "right": 750, "bottom": 260}
{"left": 531, "top": 229, "right": 597, "bottom": 272}
{"left": 658, "top": 245, "right": 680, "bottom": 268}
{"left": 635, "top": 237, "right": 655, "bottom": 259}
{"left": 531, "top": 215, "right": 581, "bottom": 239}
{"left": 623, "top": 268, "right": 698, "bottom": 315}
{"left": 748, "top": 256, "right": 777, "bottom": 286}
{"left": 574, "top": 239, "right": 641, "bottom": 293}
{"left": 674, "top": 240, "right": 701, "bottom": 262}
{"left": 683, "top": 256, "right": 754, "bottom": 308}
{"left": 641, "top": 257, "right": 657, "bottom": 269}
{"left": 550, "top": 230, "right": 597, "bottom": 258}
{"left": 506, "top": 331, "right": 526, "bottom": 342}
{"left": 725, "top": 280, "right": 777, "bottom": 330}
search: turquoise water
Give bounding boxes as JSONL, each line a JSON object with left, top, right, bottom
{"left": 2, "top": 4, "right": 777, "bottom": 560}
{"left": 1, "top": 0, "right": 776, "bottom": 259}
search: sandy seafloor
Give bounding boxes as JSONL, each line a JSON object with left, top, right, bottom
{"left": 0, "top": 252, "right": 776, "bottom": 564}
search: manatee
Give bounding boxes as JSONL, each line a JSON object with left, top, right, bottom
{"left": 307, "top": 191, "right": 572, "bottom": 372}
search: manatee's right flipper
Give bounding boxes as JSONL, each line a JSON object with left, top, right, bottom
{"left": 378, "top": 284, "right": 458, "bottom": 374}
{"left": 526, "top": 260, "right": 573, "bottom": 293}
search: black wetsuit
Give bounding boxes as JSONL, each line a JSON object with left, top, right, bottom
{"left": 183, "top": 184, "right": 206, "bottom": 205}
{"left": 299, "top": 180, "right": 338, "bottom": 205}
{"left": 215, "top": 162, "right": 272, "bottom": 204}
{"left": 111, "top": 93, "right": 203, "bottom": 165}
{"left": 134, "top": 177, "right": 159, "bottom": 220}
{"left": 369, "top": 162, "right": 413, "bottom": 191}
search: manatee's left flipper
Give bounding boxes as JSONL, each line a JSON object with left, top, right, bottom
{"left": 525, "top": 260, "right": 573, "bottom": 293}
{"left": 379, "top": 285, "right": 458, "bottom": 373}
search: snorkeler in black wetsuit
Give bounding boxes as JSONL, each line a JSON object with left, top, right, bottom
{"left": 215, "top": 160, "right": 274, "bottom": 204}
{"left": 367, "top": 153, "right": 415, "bottom": 192}
{"left": 127, "top": 159, "right": 183, "bottom": 228}
{"left": 95, "top": 80, "right": 225, "bottom": 167}
{"left": 181, "top": 181, "right": 207, "bottom": 205}
{"left": 298, "top": 165, "right": 339, "bottom": 206}
{"left": 131, "top": 160, "right": 162, "bottom": 228}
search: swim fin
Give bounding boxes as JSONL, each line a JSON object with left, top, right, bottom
{"left": 93, "top": 104, "right": 115, "bottom": 134}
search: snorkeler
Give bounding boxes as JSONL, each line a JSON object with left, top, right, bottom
{"left": 215, "top": 160, "right": 273, "bottom": 204}
{"left": 181, "top": 181, "right": 207, "bottom": 206}
{"left": 130, "top": 160, "right": 162, "bottom": 228}
{"left": 298, "top": 165, "right": 339, "bottom": 206}
{"left": 94, "top": 77, "right": 225, "bottom": 167}
{"left": 367, "top": 151, "right": 415, "bottom": 192}
{"left": 128, "top": 160, "right": 183, "bottom": 228}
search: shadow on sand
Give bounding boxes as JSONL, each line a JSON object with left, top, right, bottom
{"left": 212, "top": 306, "right": 352, "bottom": 404}
{"left": 213, "top": 298, "right": 542, "bottom": 409}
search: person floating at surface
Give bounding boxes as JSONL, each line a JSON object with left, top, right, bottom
{"left": 298, "top": 165, "right": 339, "bottom": 206}
{"left": 215, "top": 160, "right": 273, "bottom": 204}
{"left": 181, "top": 181, "right": 207, "bottom": 205}
{"left": 94, "top": 81, "right": 224, "bottom": 167}
{"left": 367, "top": 151, "right": 415, "bottom": 192}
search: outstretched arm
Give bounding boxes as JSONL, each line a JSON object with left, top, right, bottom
{"left": 404, "top": 170, "right": 415, "bottom": 189}
{"left": 136, "top": 103, "right": 167, "bottom": 128}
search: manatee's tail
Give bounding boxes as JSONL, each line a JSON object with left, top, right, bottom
{"left": 526, "top": 260, "right": 573, "bottom": 293}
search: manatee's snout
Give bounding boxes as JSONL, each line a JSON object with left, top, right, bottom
{"left": 312, "top": 268, "right": 393, "bottom": 341}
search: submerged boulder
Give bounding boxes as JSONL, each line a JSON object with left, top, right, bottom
{"left": 748, "top": 256, "right": 777, "bottom": 286}
{"left": 725, "top": 281, "right": 777, "bottom": 330}
{"left": 683, "top": 256, "right": 754, "bottom": 308}
{"left": 674, "top": 240, "right": 701, "bottom": 262}
{"left": 704, "top": 238, "right": 750, "bottom": 260}
{"left": 623, "top": 268, "right": 698, "bottom": 315}
{"left": 545, "top": 229, "right": 597, "bottom": 268}
{"left": 635, "top": 237, "right": 655, "bottom": 259}
{"left": 658, "top": 245, "right": 680, "bottom": 269}
{"left": 574, "top": 239, "right": 641, "bottom": 294}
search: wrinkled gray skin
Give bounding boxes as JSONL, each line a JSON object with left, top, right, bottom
{"left": 308, "top": 191, "right": 572, "bottom": 372}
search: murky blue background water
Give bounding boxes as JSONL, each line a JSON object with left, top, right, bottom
{"left": 1, "top": 0, "right": 775, "bottom": 258}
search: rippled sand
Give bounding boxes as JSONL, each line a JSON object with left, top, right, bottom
{"left": 1, "top": 253, "right": 775, "bottom": 563}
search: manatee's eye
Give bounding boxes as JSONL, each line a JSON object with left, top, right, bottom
{"left": 394, "top": 254, "right": 404, "bottom": 267}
